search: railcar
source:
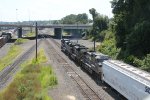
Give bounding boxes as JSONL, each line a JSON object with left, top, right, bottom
{"left": 0, "top": 32, "right": 12, "bottom": 48}
{"left": 1, "top": 32, "right": 12, "bottom": 39}
{"left": 0, "top": 37, "right": 5, "bottom": 48}
{"left": 102, "top": 60, "right": 150, "bottom": 100}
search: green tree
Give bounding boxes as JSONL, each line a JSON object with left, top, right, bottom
{"left": 61, "top": 13, "right": 89, "bottom": 24}
{"left": 76, "top": 13, "right": 88, "bottom": 24}
{"left": 89, "top": 8, "right": 98, "bottom": 21}
{"left": 94, "top": 15, "right": 109, "bottom": 32}
{"left": 89, "top": 8, "right": 109, "bottom": 40}
{"left": 111, "top": 0, "right": 150, "bottom": 57}
{"left": 61, "top": 14, "right": 77, "bottom": 24}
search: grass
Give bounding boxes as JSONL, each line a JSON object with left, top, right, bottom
{"left": 14, "top": 38, "right": 28, "bottom": 45}
{"left": 63, "top": 32, "right": 70, "bottom": 36}
{"left": 24, "top": 32, "right": 35, "bottom": 37}
{"left": 0, "top": 49, "right": 57, "bottom": 100}
{"left": 39, "top": 66, "right": 57, "bottom": 88}
{"left": 0, "top": 45, "right": 22, "bottom": 71}
{"left": 0, "top": 38, "right": 29, "bottom": 71}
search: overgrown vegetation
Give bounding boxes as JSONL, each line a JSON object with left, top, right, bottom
{"left": 98, "top": 29, "right": 150, "bottom": 72}
{"left": 14, "top": 38, "right": 28, "bottom": 45}
{"left": 0, "top": 38, "right": 30, "bottom": 71}
{"left": 0, "top": 44, "right": 22, "bottom": 71}
{"left": 0, "top": 49, "right": 57, "bottom": 100}
{"left": 89, "top": 3, "right": 150, "bottom": 72}
{"left": 98, "top": 30, "right": 120, "bottom": 59}
{"left": 24, "top": 32, "right": 35, "bottom": 37}
{"left": 99, "top": 31, "right": 150, "bottom": 72}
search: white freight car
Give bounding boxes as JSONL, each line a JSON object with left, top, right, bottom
{"left": 102, "top": 60, "right": 150, "bottom": 100}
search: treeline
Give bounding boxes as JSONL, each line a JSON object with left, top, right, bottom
{"left": 52, "top": 13, "right": 90, "bottom": 24}
{"left": 0, "top": 13, "right": 90, "bottom": 25}
{"left": 88, "top": 0, "right": 150, "bottom": 71}
{"left": 111, "top": 0, "right": 150, "bottom": 71}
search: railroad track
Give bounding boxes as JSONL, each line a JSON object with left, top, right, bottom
{"left": 45, "top": 38, "right": 101, "bottom": 100}
{"left": 0, "top": 39, "right": 42, "bottom": 90}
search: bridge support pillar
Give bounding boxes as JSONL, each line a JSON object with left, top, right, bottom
{"left": 30, "top": 27, "right": 32, "bottom": 33}
{"left": 18, "top": 27, "right": 22, "bottom": 38}
{"left": 54, "top": 28, "right": 62, "bottom": 39}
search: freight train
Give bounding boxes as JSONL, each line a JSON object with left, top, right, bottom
{"left": 0, "top": 32, "right": 12, "bottom": 48}
{"left": 61, "top": 38, "right": 150, "bottom": 100}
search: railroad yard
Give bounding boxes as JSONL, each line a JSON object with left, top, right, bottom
{"left": 0, "top": 0, "right": 150, "bottom": 99}
{"left": 0, "top": 26, "right": 149, "bottom": 100}
{"left": 0, "top": 28, "right": 127, "bottom": 100}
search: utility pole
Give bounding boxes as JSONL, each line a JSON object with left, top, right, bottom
{"left": 77, "top": 22, "right": 79, "bottom": 43}
{"left": 35, "top": 22, "right": 38, "bottom": 61}
{"left": 61, "top": 25, "right": 63, "bottom": 39}
{"left": 93, "top": 26, "right": 97, "bottom": 52}
{"left": 93, "top": 17, "right": 97, "bottom": 52}
{"left": 94, "top": 31, "right": 96, "bottom": 52}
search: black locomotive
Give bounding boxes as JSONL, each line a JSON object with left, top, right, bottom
{"left": 61, "top": 39, "right": 150, "bottom": 99}
{"left": 61, "top": 38, "right": 110, "bottom": 80}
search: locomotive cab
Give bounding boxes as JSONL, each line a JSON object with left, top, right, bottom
{"left": 76, "top": 45, "right": 88, "bottom": 63}
{"left": 61, "top": 39, "right": 70, "bottom": 52}
{"left": 66, "top": 42, "right": 77, "bottom": 56}
{"left": 91, "top": 53, "right": 110, "bottom": 75}
{"left": 64, "top": 40, "right": 71, "bottom": 54}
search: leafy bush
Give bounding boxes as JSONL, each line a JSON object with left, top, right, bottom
{"left": 97, "top": 29, "right": 150, "bottom": 72}
{"left": 98, "top": 31, "right": 120, "bottom": 59}
{"left": 140, "top": 54, "right": 150, "bottom": 71}
{"left": 14, "top": 38, "right": 28, "bottom": 45}
{"left": 39, "top": 66, "right": 57, "bottom": 88}
{"left": 120, "top": 54, "right": 150, "bottom": 72}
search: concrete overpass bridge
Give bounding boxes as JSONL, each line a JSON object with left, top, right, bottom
{"left": 0, "top": 24, "right": 92, "bottom": 38}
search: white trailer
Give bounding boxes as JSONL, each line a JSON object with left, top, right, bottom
{"left": 102, "top": 60, "right": 150, "bottom": 100}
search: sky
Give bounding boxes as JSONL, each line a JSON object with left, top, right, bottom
{"left": 0, "top": 0, "right": 113, "bottom": 22}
